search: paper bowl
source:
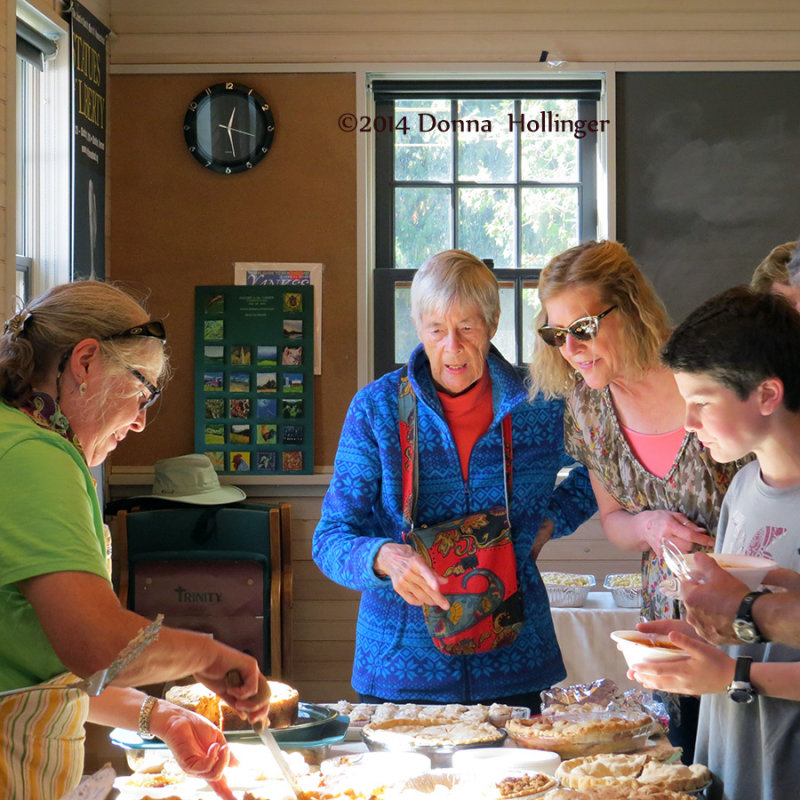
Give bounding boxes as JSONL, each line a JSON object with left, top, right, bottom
{"left": 611, "top": 630, "right": 691, "bottom": 668}
{"left": 321, "top": 750, "right": 431, "bottom": 779}
{"left": 450, "top": 746, "right": 561, "bottom": 775}
{"left": 684, "top": 552, "right": 777, "bottom": 590}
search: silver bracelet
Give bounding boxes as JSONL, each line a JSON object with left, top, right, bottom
{"left": 138, "top": 695, "right": 158, "bottom": 740}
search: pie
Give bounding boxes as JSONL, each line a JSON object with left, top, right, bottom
{"left": 546, "top": 788, "right": 695, "bottom": 800}
{"left": 505, "top": 713, "right": 653, "bottom": 758}
{"left": 495, "top": 772, "right": 557, "bottom": 797}
{"left": 361, "top": 717, "right": 505, "bottom": 747}
{"left": 556, "top": 753, "right": 711, "bottom": 793}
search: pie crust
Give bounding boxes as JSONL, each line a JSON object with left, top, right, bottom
{"left": 362, "top": 717, "right": 505, "bottom": 747}
{"left": 505, "top": 713, "right": 653, "bottom": 758}
{"left": 546, "top": 788, "right": 695, "bottom": 800}
{"left": 556, "top": 753, "right": 711, "bottom": 793}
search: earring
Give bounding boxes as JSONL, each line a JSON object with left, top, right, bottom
{"left": 79, "top": 382, "right": 87, "bottom": 395}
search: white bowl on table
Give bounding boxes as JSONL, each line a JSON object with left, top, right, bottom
{"left": 684, "top": 552, "right": 777, "bottom": 591}
{"left": 450, "top": 745, "right": 561, "bottom": 775}
{"left": 611, "top": 629, "right": 691, "bottom": 669}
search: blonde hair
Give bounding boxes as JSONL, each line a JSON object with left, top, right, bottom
{"left": 410, "top": 250, "right": 500, "bottom": 329}
{"left": 529, "top": 240, "right": 671, "bottom": 398}
{"left": 750, "top": 241, "right": 796, "bottom": 292}
{"left": 0, "top": 281, "right": 169, "bottom": 408}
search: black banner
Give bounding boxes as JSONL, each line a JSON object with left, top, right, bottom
{"left": 68, "top": 2, "right": 109, "bottom": 281}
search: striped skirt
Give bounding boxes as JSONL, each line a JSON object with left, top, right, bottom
{"left": 0, "top": 673, "right": 89, "bottom": 800}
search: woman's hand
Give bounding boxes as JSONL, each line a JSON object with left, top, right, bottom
{"left": 374, "top": 542, "right": 450, "bottom": 610}
{"left": 633, "top": 510, "right": 715, "bottom": 557}
{"left": 149, "top": 701, "right": 235, "bottom": 784}
{"left": 626, "top": 631, "right": 735, "bottom": 696}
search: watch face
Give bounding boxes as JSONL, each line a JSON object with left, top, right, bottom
{"left": 732, "top": 618, "right": 762, "bottom": 644}
{"left": 728, "top": 685, "right": 756, "bottom": 704}
{"left": 184, "top": 82, "right": 275, "bottom": 174}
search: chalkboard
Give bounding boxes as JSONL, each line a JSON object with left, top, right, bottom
{"left": 617, "top": 72, "right": 800, "bottom": 322}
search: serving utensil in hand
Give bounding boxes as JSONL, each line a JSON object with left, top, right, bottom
{"left": 0, "top": 614, "right": 164, "bottom": 699}
{"left": 662, "top": 540, "right": 695, "bottom": 584}
{"left": 225, "top": 671, "right": 303, "bottom": 799}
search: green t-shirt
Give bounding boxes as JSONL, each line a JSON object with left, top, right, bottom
{"left": 0, "top": 402, "right": 108, "bottom": 690}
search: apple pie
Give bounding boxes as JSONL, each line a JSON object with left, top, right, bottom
{"left": 556, "top": 752, "right": 711, "bottom": 793}
{"left": 362, "top": 717, "right": 505, "bottom": 748}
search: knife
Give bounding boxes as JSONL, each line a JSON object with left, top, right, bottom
{"left": 225, "top": 671, "right": 303, "bottom": 799}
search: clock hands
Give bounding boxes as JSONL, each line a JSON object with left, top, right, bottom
{"left": 217, "top": 105, "right": 257, "bottom": 157}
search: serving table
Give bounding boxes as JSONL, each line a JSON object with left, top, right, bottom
{"left": 550, "top": 591, "right": 640, "bottom": 691}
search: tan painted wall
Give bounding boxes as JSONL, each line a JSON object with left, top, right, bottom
{"left": 108, "top": 72, "right": 357, "bottom": 468}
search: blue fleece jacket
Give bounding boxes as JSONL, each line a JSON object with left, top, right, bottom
{"left": 312, "top": 344, "right": 597, "bottom": 701}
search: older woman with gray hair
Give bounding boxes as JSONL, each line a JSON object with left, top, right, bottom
{"left": 313, "top": 249, "right": 596, "bottom": 709}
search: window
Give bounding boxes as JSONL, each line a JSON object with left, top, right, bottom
{"left": 15, "top": 8, "right": 70, "bottom": 307}
{"left": 372, "top": 79, "right": 605, "bottom": 377}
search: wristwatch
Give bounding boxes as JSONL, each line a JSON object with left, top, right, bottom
{"left": 732, "top": 589, "right": 771, "bottom": 644}
{"left": 727, "top": 656, "right": 757, "bottom": 704}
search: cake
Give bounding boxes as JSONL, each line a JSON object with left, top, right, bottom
{"left": 165, "top": 679, "right": 299, "bottom": 730}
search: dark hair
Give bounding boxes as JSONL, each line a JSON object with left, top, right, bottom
{"left": 661, "top": 285, "right": 800, "bottom": 411}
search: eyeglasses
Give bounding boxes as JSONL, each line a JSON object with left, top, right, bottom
{"left": 538, "top": 305, "right": 617, "bottom": 348}
{"left": 128, "top": 367, "right": 161, "bottom": 411}
{"left": 106, "top": 320, "right": 167, "bottom": 343}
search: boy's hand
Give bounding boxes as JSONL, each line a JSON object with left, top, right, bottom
{"left": 627, "top": 632, "right": 735, "bottom": 696}
{"left": 680, "top": 552, "right": 749, "bottom": 644}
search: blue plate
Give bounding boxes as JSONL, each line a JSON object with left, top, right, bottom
{"left": 110, "top": 708, "right": 349, "bottom": 751}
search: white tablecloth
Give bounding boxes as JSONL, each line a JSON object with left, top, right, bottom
{"left": 550, "top": 591, "right": 641, "bottom": 691}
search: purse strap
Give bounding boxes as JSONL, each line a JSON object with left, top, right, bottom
{"left": 399, "top": 366, "right": 512, "bottom": 531}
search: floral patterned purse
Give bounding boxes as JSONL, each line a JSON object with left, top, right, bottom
{"left": 399, "top": 369, "right": 525, "bottom": 656}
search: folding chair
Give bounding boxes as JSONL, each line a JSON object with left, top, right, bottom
{"left": 113, "top": 504, "right": 282, "bottom": 676}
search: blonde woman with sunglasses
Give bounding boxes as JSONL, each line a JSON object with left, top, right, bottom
{"left": 0, "top": 282, "right": 269, "bottom": 800}
{"left": 529, "top": 240, "right": 746, "bottom": 762}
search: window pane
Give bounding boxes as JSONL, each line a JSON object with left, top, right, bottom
{"left": 394, "top": 99, "right": 452, "bottom": 183}
{"left": 521, "top": 187, "right": 579, "bottom": 268}
{"left": 457, "top": 99, "right": 515, "bottom": 183}
{"left": 458, "top": 188, "right": 516, "bottom": 268}
{"left": 395, "top": 187, "right": 452, "bottom": 269}
{"left": 393, "top": 282, "right": 418, "bottom": 363}
{"left": 493, "top": 281, "right": 516, "bottom": 364}
{"left": 520, "top": 99, "right": 580, "bottom": 183}
{"left": 521, "top": 281, "right": 543, "bottom": 366}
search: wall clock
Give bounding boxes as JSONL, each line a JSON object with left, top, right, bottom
{"left": 184, "top": 82, "right": 275, "bottom": 174}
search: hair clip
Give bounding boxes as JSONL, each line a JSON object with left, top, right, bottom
{"left": 3, "top": 311, "right": 32, "bottom": 340}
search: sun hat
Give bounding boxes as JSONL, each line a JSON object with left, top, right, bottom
{"left": 138, "top": 453, "right": 246, "bottom": 505}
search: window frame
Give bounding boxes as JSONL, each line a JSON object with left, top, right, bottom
{"left": 371, "top": 78, "right": 604, "bottom": 378}
{"left": 13, "top": 3, "right": 70, "bottom": 309}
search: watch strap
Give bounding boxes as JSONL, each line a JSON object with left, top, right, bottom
{"left": 138, "top": 695, "right": 158, "bottom": 740}
{"left": 735, "top": 589, "right": 771, "bottom": 641}
{"left": 733, "top": 655, "right": 753, "bottom": 683}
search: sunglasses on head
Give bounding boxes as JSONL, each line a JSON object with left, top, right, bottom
{"left": 105, "top": 320, "right": 167, "bottom": 343}
{"left": 127, "top": 367, "right": 161, "bottom": 411}
{"left": 538, "top": 305, "right": 617, "bottom": 348}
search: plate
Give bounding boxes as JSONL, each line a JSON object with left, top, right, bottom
{"left": 226, "top": 702, "right": 339, "bottom": 742}
{"left": 110, "top": 706, "right": 347, "bottom": 751}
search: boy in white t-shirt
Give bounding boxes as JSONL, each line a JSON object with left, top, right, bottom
{"left": 631, "top": 286, "right": 800, "bottom": 800}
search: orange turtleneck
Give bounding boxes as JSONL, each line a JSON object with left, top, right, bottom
{"left": 436, "top": 369, "right": 494, "bottom": 481}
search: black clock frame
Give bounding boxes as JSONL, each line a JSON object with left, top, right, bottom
{"left": 184, "top": 81, "right": 275, "bottom": 174}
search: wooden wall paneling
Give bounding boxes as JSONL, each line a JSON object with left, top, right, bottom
{"left": 106, "top": 1, "right": 800, "bottom": 65}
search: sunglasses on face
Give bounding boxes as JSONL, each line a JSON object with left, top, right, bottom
{"left": 128, "top": 367, "right": 161, "bottom": 411}
{"left": 538, "top": 305, "right": 617, "bottom": 348}
{"left": 106, "top": 320, "right": 167, "bottom": 343}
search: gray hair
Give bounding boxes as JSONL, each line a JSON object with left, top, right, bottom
{"left": 410, "top": 250, "right": 500, "bottom": 328}
{"left": 0, "top": 280, "right": 168, "bottom": 408}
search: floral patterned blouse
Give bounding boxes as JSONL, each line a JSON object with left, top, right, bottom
{"left": 564, "top": 379, "right": 744, "bottom": 620}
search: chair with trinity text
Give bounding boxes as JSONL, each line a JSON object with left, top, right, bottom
{"left": 115, "top": 504, "right": 283, "bottom": 676}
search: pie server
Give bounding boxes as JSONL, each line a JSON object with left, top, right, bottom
{"left": 225, "top": 671, "right": 302, "bottom": 799}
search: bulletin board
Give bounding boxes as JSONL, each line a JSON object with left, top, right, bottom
{"left": 194, "top": 285, "right": 314, "bottom": 475}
